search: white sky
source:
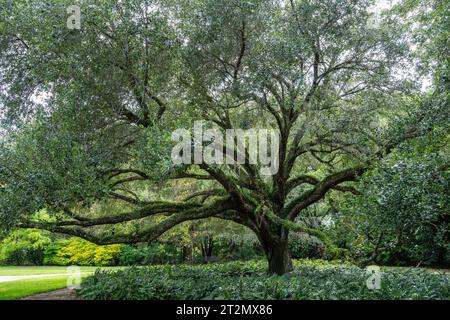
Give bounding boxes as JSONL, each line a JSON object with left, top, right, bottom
{"left": 373, "top": 0, "right": 400, "bottom": 11}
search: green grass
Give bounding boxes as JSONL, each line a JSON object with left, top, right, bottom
{"left": 0, "top": 266, "right": 126, "bottom": 300}
{"left": 0, "top": 275, "right": 91, "bottom": 300}
{"left": 0, "top": 266, "right": 123, "bottom": 276}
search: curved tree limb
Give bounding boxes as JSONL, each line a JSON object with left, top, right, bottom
{"left": 20, "top": 197, "right": 235, "bottom": 245}
{"left": 23, "top": 201, "right": 203, "bottom": 228}
{"left": 286, "top": 167, "right": 365, "bottom": 220}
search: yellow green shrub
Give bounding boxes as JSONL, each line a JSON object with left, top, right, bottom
{"left": 44, "top": 238, "right": 122, "bottom": 266}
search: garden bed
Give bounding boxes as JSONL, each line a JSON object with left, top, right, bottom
{"left": 78, "top": 260, "right": 450, "bottom": 300}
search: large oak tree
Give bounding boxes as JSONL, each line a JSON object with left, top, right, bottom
{"left": 0, "top": 0, "right": 437, "bottom": 274}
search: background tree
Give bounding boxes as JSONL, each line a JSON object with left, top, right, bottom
{"left": 330, "top": 135, "right": 449, "bottom": 266}
{"left": 0, "top": 0, "right": 440, "bottom": 274}
{"left": 327, "top": 0, "right": 449, "bottom": 267}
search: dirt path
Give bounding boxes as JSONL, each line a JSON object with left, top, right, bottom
{"left": 20, "top": 288, "right": 79, "bottom": 300}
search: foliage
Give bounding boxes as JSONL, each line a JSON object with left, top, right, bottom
{"left": 189, "top": 218, "right": 262, "bottom": 262}
{"left": 289, "top": 232, "right": 325, "bottom": 260}
{"left": 0, "top": 229, "right": 51, "bottom": 265}
{"left": 330, "top": 133, "right": 449, "bottom": 266}
{"left": 43, "top": 238, "right": 123, "bottom": 266}
{"left": 78, "top": 260, "right": 450, "bottom": 300}
{"left": 0, "top": 0, "right": 447, "bottom": 275}
{"left": 323, "top": 0, "right": 450, "bottom": 268}
{"left": 212, "top": 232, "right": 262, "bottom": 262}
{"left": 118, "top": 244, "right": 181, "bottom": 266}
{"left": 0, "top": 228, "right": 262, "bottom": 266}
{"left": 395, "top": 0, "right": 449, "bottom": 86}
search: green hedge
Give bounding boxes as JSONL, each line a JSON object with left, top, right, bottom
{"left": 289, "top": 232, "right": 325, "bottom": 259}
{"left": 43, "top": 238, "right": 123, "bottom": 266}
{"left": 118, "top": 244, "right": 181, "bottom": 265}
{"left": 78, "top": 260, "right": 450, "bottom": 300}
{"left": 1, "top": 230, "right": 332, "bottom": 267}
{"left": 0, "top": 229, "right": 51, "bottom": 265}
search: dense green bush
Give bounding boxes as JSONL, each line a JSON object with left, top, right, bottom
{"left": 79, "top": 260, "right": 449, "bottom": 300}
{"left": 43, "top": 238, "right": 123, "bottom": 266}
{"left": 289, "top": 233, "right": 325, "bottom": 259}
{"left": 333, "top": 144, "right": 450, "bottom": 267}
{"left": 197, "top": 233, "right": 262, "bottom": 262}
{"left": 0, "top": 229, "right": 51, "bottom": 265}
{"left": 188, "top": 219, "right": 263, "bottom": 263}
{"left": 0, "top": 230, "right": 261, "bottom": 267}
{"left": 118, "top": 244, "right": 181, "bottom": 265}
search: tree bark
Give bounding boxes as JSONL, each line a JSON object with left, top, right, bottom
{"left": 201, "top": 236, "right": 214, "bottom": 263}
{"left": 266, "top": 241, "right": 293, "bottom": 275}
{"left": 259, "top": 227, "right": 293, "bottom": 275}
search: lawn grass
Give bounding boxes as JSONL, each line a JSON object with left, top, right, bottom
{"left": 0, "top": 266, "right": 126, "bottom": 300}
{"left": 0, "top": 266, "right": 123, "bottom": 276}
{"left": 0, "top": 275, "right": 91, "bottom": 300}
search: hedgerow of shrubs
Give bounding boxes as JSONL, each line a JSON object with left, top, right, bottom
{"left": 0, "top": 229, "right": 266, "bottom": 266}
{"left": 78, "top": 260, "right": 450, "bottom": 300}
{"left": 0, "top": 229, "right": 51, "bottom": 265}
{"left": 118, "top": 243, "right": 181, "bottom": 265}
{"left": 0, "top": 229, "right": 342, "bottom": 267}
{"left": 0, "top": 229, "right": 188, "bottom": 266}
{"left": 289, "top": 233, "right": 325, "bottom": 259}
{"left": 43, "top": 238, "right": 123, "bottom": 266}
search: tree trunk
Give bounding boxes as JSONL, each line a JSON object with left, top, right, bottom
{"left": 201, "top": 236, "right": 214, "bottom": 263}
{"left": 259, "top": 227, "right": 293, "bottom": 275}
{"left": 266, "top": 241, "right": 293, "bottom": 275}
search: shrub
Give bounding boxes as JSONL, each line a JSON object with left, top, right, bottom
{"left": 213, "top": 233, "right": 262, "bottom": 262}
{"left": 79, "top": 259, "right": 450, "bottom": 300}
{"left": 289, "top": 232, "right": 325, "bottom": 259}
{"left": 117, "top": 245, "right": 147, "bottom": 266}
{"left": 44, "top": 238, "right": 122, "bottom": 266}
{"left": 0, "top": 229, "right": 51, "bottom": 265}
{"left": 336, "top": 146, "right": 450, "bottom": 266}
{"left": 118, "top": 243, "right": 181, "bottom": 265}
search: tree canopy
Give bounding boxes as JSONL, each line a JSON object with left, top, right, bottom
{"left": 0, "top": 0, "right": 447, "bottom": 274}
